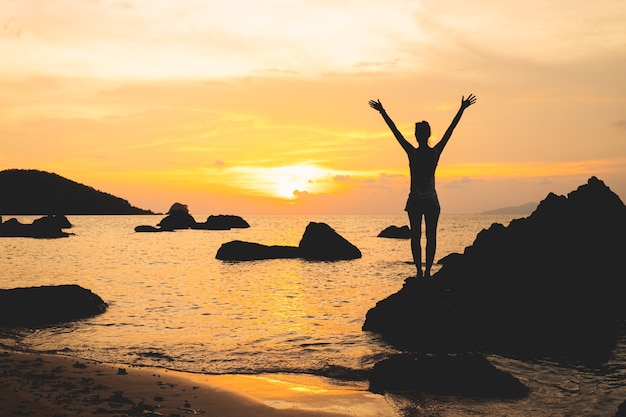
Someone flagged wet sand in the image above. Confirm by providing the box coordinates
[0,348,396,417]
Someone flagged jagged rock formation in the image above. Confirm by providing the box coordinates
[363,177,626,361]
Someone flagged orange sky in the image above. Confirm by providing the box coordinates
[2,0,625,214]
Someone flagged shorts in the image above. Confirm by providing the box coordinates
[404,193,441,215]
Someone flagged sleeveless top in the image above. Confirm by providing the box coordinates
[408,146,440,199]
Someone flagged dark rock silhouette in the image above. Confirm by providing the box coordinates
[363,177,626,361]
[369,352,529,398]
[136,203,250,232]
[616,400,626,417]
[0,284,107,327]
[193,215,250,230]
[134,225,166,233]
[0,169,153,214]
[216,240,300,260]
[0,214,72,238]
[157,203,196,230]
[216,221,362,261]
[377,225,411,239]
[298,222,362,261]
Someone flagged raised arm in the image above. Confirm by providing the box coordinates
[369,99,414,155]
[435,93,477,153]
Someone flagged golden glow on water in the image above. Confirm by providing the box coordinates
[0,214,513,369]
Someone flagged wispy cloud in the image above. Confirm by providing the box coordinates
[614,120,626,130]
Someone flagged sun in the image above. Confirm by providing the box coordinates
[263,165,330,199]
[225,164,339,200]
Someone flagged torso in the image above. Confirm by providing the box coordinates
[408,146,440,198]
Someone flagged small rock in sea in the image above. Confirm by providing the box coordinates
[73,362,87,369]
[117,368,128,375]
[368,352,529,398]
[377,225,411,239]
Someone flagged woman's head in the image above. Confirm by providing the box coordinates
[414,121,431,145]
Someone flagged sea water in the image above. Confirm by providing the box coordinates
[1,214,625,416]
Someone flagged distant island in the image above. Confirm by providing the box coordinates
[480,202,537,215]
[0,169,154,215]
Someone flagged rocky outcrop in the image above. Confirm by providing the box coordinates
[369,353,529,398]
[0,285,108,327]
[377,225,411,239]
[216,221,362,261]
[363,177,626,361]
[136,203,249,232]
[157,203,196,230]
[0,214,72,238]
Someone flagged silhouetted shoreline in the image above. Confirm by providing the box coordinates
[0,169,153,215]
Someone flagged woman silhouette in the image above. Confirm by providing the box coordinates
[369,94,476,278]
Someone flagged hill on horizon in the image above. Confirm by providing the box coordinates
[0,169,154,215]
[480,202,538,215]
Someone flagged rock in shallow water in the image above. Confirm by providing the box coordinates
[215,240,300,260]
[0,284,107,327]
[377,225,411,239]
[298,222,362,261]
[216,221,361,261]
[369,352,529,398]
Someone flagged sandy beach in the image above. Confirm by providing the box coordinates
[0,348,396,417]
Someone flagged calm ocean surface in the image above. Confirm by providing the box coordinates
[1,214,625,416]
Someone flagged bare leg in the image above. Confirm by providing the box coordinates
[424,210,440,277]
[408,210,423,278]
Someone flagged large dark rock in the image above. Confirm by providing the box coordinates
[369,353,529,398]
[216,240,300,260]
[216,222,361,261]
[377,225,411,239]
[615,400,626,417]
[298,222,362,261]
[0,284,108,327]
[0,215,72,238]
[363,177,626,360]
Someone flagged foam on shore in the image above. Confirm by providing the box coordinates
[0,348,397,417]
